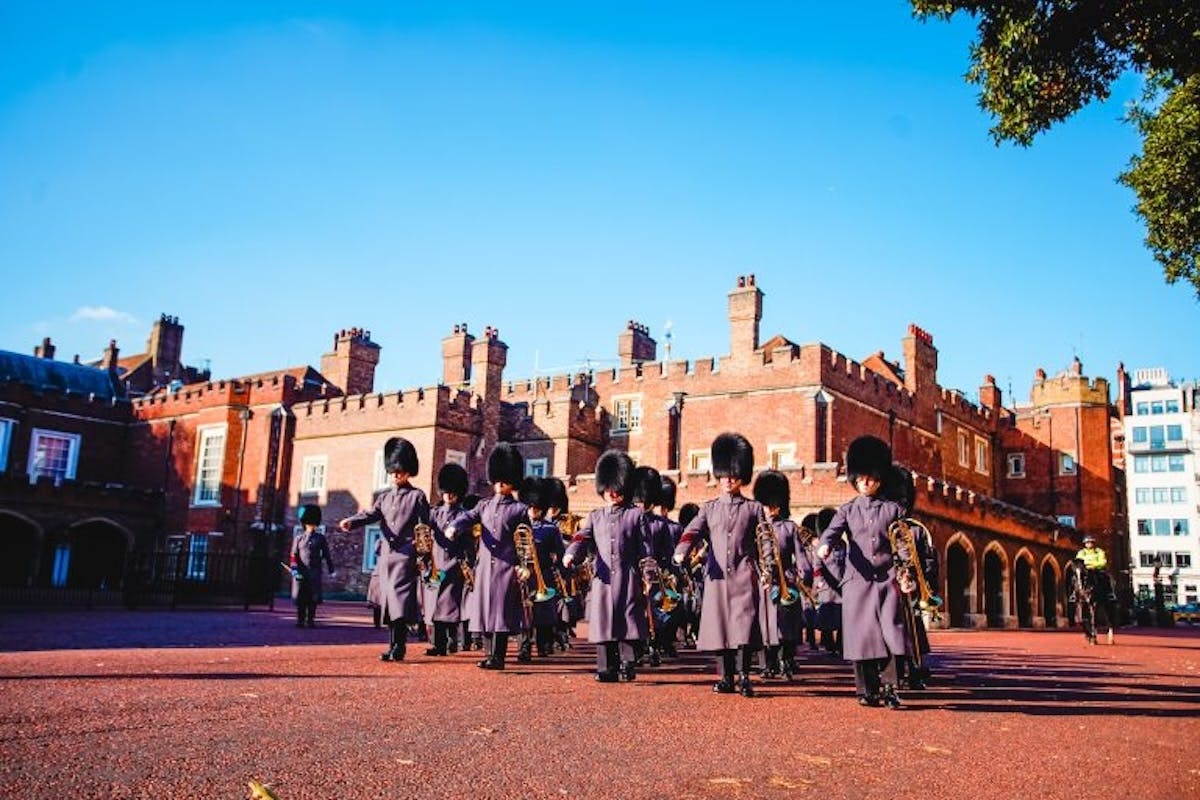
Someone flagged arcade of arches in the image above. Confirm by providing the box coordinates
[939,533,1067,629]
[0,512,132,591]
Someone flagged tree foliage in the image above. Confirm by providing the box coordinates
[912,1,1200,296]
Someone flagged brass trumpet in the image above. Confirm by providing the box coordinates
[885,517,942,611]
[514,523,557,602]
[756,511,799,606]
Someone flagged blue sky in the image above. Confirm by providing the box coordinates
[2,1,1195,406]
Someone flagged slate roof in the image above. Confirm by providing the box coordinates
[0,350,121,399]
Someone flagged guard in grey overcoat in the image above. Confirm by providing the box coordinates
[812,507,843,656]
[515,477,566,661]
[673,433,765,697]
[291,504,334,628]
[563,450,653,683]
[339,437,430,663]
[752,471,811,680]
[633,466,675,667]
[817,435,909,709]
[452,443,529,670]
[424,463,472,656]
[545,477,580,650]
[651,475,685,658]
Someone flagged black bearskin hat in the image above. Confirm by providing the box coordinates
[816,507,836,534]
[882,465,915,515]
[678,502,700,530]
[711,432,753,483]
[384,436,419,476]
[298,504,322,526]
[845,435,891,483]
[632,465,662,507]
[800,512,818,532]
[753,469,791,513]
[487,442,524,486]
[437,462,469,498]
[521,477,551,511]
[545,477,569,513]
[595,449,635,498]
[658,475,677,512]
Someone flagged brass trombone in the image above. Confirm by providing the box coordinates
[459,523,480,592]
[413,523,443,585]
[514,523,557,602]
[756,511,799,606]
[885,517,942,611]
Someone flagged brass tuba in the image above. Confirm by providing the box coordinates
[885,517,942,611]
[756,510,800,606]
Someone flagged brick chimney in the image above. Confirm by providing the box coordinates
[441,323,475,387]
[979,374,1001,410]
[320,328,381,396]
[33,337,55,359]
[901,324,938,397]
[100,339,120,373]
[617,320,657,366]
[471,326,507,404]
[146,314,184,386]
[728,274,763,359]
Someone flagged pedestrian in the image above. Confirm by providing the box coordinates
[672,432,764,697]
[291,504,335,628]
[816,435,909,709]
[338,436,429,663]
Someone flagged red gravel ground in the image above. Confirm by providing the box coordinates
[1,602,1197,800]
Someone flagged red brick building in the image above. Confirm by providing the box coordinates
[0,277,1125,625]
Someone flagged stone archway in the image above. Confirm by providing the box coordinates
[945,534,975,628]
[1041,557,1061,627]
[1014,553,1034,628]
[59,518,133,591]
[0,511,43,587]
[983,545,1009,628]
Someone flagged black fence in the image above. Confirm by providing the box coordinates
[0,550,283,610]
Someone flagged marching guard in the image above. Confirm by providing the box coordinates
[752,470,812,680]
[290,504,335,628]
[672,433,765,697]
[338,437,429,663]
[562,450,654,683]
[517,477,566,661]
[424,463,472,656]
[816,436,910,709]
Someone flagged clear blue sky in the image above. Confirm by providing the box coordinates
[2,1,1195,406]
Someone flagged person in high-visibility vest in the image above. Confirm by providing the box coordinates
[1075,534,1107,571]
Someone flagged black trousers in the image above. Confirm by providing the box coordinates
[483,633,509,665]
[853,656,900,696]
[718,646,756,680]
[596,641,637,673]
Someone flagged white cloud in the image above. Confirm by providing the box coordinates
[70,306,137,324]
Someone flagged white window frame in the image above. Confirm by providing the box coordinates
[1058,451,1077,476]
[301,455,328,494]
[362,525,382,572]
[525,457,548,478]
[27,427,81,486]
[1006,452,1026,478]
[445,449,467,467]
[957,430,970,468]
[0,418,13,472]
[768,443,797,470]
[192,424,227,506]
[611,395,643,433]
[687,449,711,474]
[974,435,990,475]
[186,533,210,580]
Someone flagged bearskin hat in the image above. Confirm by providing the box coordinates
[545,477,569,513]
[437,462,469,498]
[520,477,550,511]
[384,436,419,476]
[658,475,677,512]
[882,465,915,515]
[487,442,524,486]
[595,449,635,498]
[845,435,891,483]
[753,469,791,513]
[678,502,700,530]
[711,432,754,483]
[816,506,836,534]
[800,512,819,532]
[632,465,662,507]
[298,504,322,526]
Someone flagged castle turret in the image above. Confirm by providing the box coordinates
[320,328,380,396]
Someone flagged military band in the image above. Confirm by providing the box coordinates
[325,431,944,703]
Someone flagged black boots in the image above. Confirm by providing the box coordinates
[738,673,754,697]
[881,684,902,709]
[381,622,406,661]
[380,643,405,662]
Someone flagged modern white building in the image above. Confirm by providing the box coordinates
[1125,368,1200,607]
